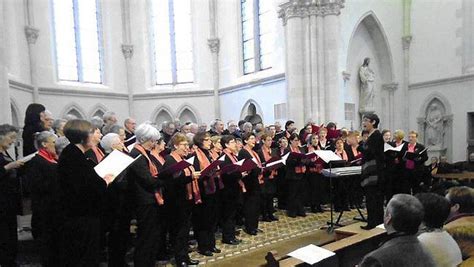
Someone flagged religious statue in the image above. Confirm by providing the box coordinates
[425,102,445,147]
[359,58,376,112]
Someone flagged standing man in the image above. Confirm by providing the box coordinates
[124,118,136,146]
[359,113,385,230]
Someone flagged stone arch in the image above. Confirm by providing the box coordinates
[89,104,108,119]
[61,103,87,120]
[151,105,174,128]
[416,92,453,160]
[346,11,395,128]
[240,99,263,125]
[177,104,200,124]
[10,98,22,127]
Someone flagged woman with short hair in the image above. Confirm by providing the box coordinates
[128,123,167,266]
[28,131,59,266]
[0,124,24,267]
[57,119,114,266]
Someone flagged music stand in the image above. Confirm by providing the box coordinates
[313,150,346,233]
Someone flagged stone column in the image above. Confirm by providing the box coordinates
[402,35,412,130]
[122,44,134,117]
[382,83,398,131]
[279,0,344,127]
[0,0,12,123]
[25,25,40,102]
[462,0,474,73]
[209,0,220,119]
[121,0,134,117]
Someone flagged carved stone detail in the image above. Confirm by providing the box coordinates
[382,82,399,92]
[278,0,345,25]
[122,44,134,59]
[25,26,39,44]
[208,38,220,53]
[402,35,412,50]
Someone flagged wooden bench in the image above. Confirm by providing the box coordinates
[266,222,386,267]
[433,172,474,183]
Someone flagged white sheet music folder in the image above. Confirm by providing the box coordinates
[313,150,342,163]
[288,244,335,265]
[94,150,141,180]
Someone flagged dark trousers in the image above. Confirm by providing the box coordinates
[58,216,101,267]
[364,185,384,227]
[168,199,192,263]
[276,170,288,209]
[107,212,131,267]
[31,212,58,267]
[0,214,17,267]
[287,179,305,216]
[261,193,275,218]
[334,178,349,210]
[404,169,422,195]
[193,194,218,252]
[134,204,166,267]
[243,191,260,232]
[221,190,238,242]
[306,173,323,208]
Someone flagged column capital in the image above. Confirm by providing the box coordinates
[402,35,412,50]
[278,0,345,25]
[208,38,220,53]
[382,82,399,92]
[24,25,39,44]
[121,44,134,59]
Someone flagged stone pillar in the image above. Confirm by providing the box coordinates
[279,0,344,127]
[208,0,220,119]
[382,83,398,131]
[122,44,134,117]
[402,35,412,130]
[0,0,12,123]
[121,0,134,117]
[462,0,474,73]
[25,25,40,102]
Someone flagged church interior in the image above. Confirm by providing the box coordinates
[0,0,473,266]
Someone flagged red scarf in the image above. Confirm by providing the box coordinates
[170,151,202,204]
[290,146,306,174]
[92,146,105,163]
[223,148,246,193]
[261,146,276,179]
[244,145,264,184]
[195,147,217,194]
[135,144,164,205]
[38,148,57,164]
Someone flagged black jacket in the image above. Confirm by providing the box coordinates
[359,129,385,187]
[220,153,243,196]
[285,147,307,180]
[162,154,193,202]
[29,155,60,217]
[401,142,429,171]
[238,148,262,193]
[128,148,165,206]
[0,152,20,217]
[57,144,107,218]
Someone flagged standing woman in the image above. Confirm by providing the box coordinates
[128,124,167,267]
[57,120,114,266]
[22,103,46,156]
[358,114,385,230]
[192,132,221,256]
[239,132,263,236]
[276,137,289,210]
[0,124,24,267]
[258,133,279,221]
[162,133,199,266]
[346,131,363,208]
[28,131,59,267]
[305,134,324,213]
[334,138,350,212]
[402,131,429,194]
[286,133,307,218]
[84,125,104,165]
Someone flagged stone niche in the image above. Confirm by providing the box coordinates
[417,94,453,161]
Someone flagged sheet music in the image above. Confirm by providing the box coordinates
[94,150,141,180]
[314,150,342,163]
[19,152,38,162]
[127,142,135,152]
[376,223,385,230]
[384,143,404,152]
[288,244,335,265]
[185,156,195,165]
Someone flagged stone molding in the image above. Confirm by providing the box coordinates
[382,82,399,92]
[208,38,220,53]
[278,0,345,25]
[24,25,39,44]
[121,44,134,59]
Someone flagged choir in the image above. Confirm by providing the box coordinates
[1,103,472,267]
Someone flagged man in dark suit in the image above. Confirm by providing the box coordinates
[359,113,385,230]
[359,194,435,267]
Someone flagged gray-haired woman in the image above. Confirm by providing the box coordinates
[0,124,24,266]
[28,131,59,266]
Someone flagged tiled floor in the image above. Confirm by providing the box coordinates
[17,207,366,266]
